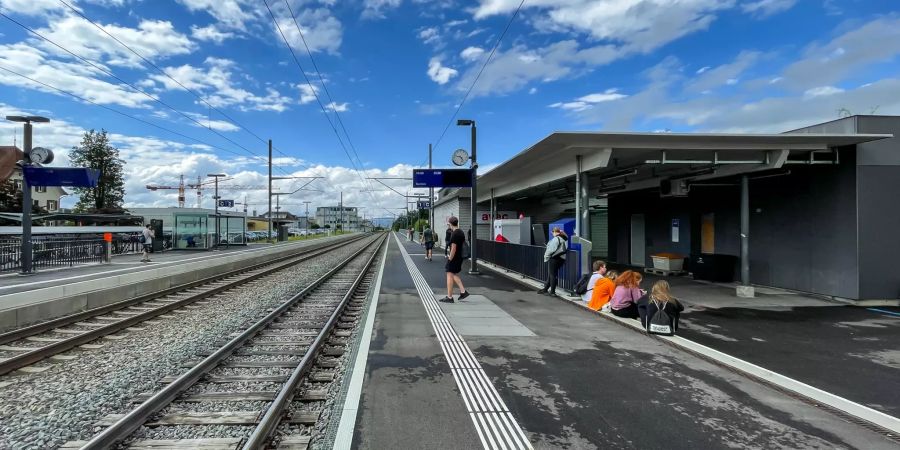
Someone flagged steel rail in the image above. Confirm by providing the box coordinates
[0,234,366,346]
[79,233,386,449]
[0,235,370,376]
[243,232,384,449]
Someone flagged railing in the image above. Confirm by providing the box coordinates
[477,239,580,293]
[0,235,172,273]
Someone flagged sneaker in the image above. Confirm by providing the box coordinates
[459,291,470,300]
[537,289,548,295]
[439,297,455,303]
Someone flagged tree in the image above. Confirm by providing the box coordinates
[0,180,22,213]
[310,223,320,229]
[69,129,126,212]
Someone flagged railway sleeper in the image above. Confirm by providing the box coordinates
[131,389,328,403]
[94,410,320,426]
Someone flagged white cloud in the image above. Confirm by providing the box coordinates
[273,8,343,54]
[686,50,760,92]
[460,46,486,62]
[427,57,458,85]
[146,58,293,112]
[696,66,711,74]
[327,101,349,112]
[741,0,797,17]
[418,27,441,45]
[474,0,732,53]
[0,0,68,16]
[362,0,402,18]
[803,86,844,98]
[176,0,256,31]
[190,24,235,44]
[298,84,319,104]
[549,88,627,111]
[33,16,194,69]
[185,113,241,131]
[528,87,537,94]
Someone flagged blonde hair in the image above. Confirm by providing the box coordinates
[606,270,619,281]
[650,280,678,304]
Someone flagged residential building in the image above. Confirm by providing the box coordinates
[316,206,359,230]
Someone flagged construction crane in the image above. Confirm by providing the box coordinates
[146,176,325,208]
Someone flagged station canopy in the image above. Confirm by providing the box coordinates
[476,131,891,202]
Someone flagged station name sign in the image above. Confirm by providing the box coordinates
[413,169,473,188]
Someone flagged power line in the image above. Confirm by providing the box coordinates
[0,65,258,160]
[431,0,527,153]
[0,11,277,168]
[56,0,299,166]
[263,0,378,207]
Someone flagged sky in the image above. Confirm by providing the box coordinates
[0,0,898,219]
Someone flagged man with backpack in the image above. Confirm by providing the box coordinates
[575,260,607,303]
[422,222,435,261]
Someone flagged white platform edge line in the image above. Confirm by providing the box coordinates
[393,234,533,449]
[476,259,900,435]
[331,236,389,450]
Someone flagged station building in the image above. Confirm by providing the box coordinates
[446,115,899,302]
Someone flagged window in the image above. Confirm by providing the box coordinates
[46,200,58,211]
[35,185,47,193]
[13,180,22,191]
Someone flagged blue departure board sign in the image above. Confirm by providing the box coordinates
[413,169,473,188]
[23,167,100,187]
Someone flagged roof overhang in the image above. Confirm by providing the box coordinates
[477,131,892,202]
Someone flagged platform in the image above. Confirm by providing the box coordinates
[0,236,351,332]
[340,233,899,449]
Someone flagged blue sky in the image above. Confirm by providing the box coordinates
[1,0,898,217]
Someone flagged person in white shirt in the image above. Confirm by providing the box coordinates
[140,224,155,262]
[582,260,608,303]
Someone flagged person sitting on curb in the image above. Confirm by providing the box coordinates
[588,268,618,311]
[637,280,684,335]
[609,270,643,319]
[581,260,607,304]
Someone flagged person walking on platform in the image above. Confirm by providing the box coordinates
[609,270,644,319]
[140,224,155,263]
[440,216,470,303]
[422,223,435,261]
[444,224,452,257]
[538,227,568,295]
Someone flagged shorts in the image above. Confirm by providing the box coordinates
[142,243,152,251]
[445,258,463,274]
[425,242,434,250]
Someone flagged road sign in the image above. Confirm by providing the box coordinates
[413,169,472,188]
[218,199,234,207]
[417,200,431,209]
[23,167,99,187]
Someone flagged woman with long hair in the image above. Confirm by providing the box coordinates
[637,280,685,334]
[608,270,643,318]
[538,227,569,295]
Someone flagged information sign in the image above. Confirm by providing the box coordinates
[218,199,235,208]
[23,167,100,187]
[413,169,473,188]
[417,200,431,209]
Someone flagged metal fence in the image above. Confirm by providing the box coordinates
[476,239,580,293]
[0,235,166,273]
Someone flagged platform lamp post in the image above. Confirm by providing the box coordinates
[302,201,311,237]
[7,115,49,275]
[207,173,226,248]
[457,119,479,275]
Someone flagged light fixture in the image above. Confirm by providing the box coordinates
[514,195,529,201]
[596,184,627,195]
[598,168,638,182]
[669,167,716,180]
[546,186,567,194]
[457,119,474,126]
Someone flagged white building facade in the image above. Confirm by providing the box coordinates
[315,206,359,230]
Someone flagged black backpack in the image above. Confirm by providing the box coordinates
[647,301,675,336]
[574,274,593,295]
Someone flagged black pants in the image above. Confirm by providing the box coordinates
[611,303,639,319]
[543,257,564,293]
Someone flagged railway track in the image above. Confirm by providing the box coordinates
[0,234,369,376]
[64,233,386,449]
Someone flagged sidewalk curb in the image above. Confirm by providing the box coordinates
[475,260,900,437]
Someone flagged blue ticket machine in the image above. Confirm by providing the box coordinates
[548,218,582,283]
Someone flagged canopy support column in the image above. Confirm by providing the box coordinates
[737,174,755,298]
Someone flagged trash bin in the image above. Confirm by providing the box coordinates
[277,225,289,242]
[690,254,737,282]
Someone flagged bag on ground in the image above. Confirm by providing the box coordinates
[647,301,674,336]
[574,273,593,295]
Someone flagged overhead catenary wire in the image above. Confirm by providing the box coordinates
[431,0,527,154]
[0,11,280,168]
[0,65,258,160]
[263,0,381,208]
[55,0,299,167]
